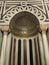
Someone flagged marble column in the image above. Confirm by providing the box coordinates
[32,38,36,65]
[38,33,45,65]
[40,24,49,65]
[21,39,24,65]
[11,36,14,65]
[42,31,49,65]
[27,39,30,65]
[1,31,8,65]
[0,31,3,65]
[0,31,3,57]
[15,38,18,65]
[5,33,12,65]
[35,37,40,65]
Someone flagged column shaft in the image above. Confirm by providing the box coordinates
[21,39,24,65]
[32,39,36,65]
[35,37,40,65]
[42,31,49,65]
[27,39,30,65]
[15,38,18,65]
[5,33,11,65]
[11,37,14,65]
[0,31,3,57]
[1,31,8,65]
[38,33,45,65]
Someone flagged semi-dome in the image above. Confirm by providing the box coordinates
[9,11,40,37]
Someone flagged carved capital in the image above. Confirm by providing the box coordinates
[40,24,48,31]
[3,31,8,35]
[0,25,9,32]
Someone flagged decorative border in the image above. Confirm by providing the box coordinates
[2,2,46,24]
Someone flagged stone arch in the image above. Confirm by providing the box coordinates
[3,4,46,24]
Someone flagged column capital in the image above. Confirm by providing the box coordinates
[0,25,9,32]
[40,24,48,32]
[3,31,8,35]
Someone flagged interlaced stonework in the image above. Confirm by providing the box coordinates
[0,1,49,65]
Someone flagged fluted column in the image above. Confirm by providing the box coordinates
[1,31,8,65]
[40,24,49,65]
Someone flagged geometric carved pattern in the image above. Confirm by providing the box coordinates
[3,2,46,24]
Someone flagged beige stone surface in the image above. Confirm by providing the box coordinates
[0,0,27,1]
[0,0,41,1]
[40,24,48,31]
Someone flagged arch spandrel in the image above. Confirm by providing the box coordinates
[3,2,46,24]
